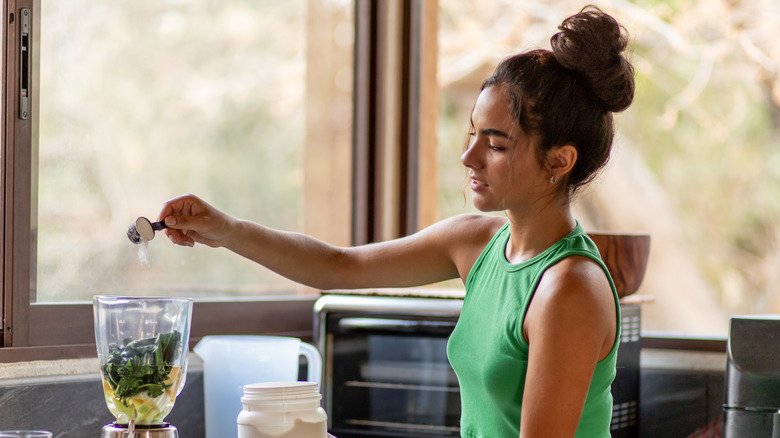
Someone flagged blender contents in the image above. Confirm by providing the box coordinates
[94,295,192,438]
[100,331,183,425]
[127,216,168,244]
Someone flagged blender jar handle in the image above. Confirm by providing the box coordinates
[299,342,322,385]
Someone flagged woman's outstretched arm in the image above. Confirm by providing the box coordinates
[158,193,498,290]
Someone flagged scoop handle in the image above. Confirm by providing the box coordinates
[151,220,168,231]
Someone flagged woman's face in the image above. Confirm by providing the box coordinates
[461,85,551,213]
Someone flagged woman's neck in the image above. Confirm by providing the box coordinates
[503,206,575,264]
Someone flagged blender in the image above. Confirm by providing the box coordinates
[93,296,193,438]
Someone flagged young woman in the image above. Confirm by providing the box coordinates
[158,6,634,437]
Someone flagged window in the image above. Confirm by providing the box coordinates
[432,1,780,337]
[2,0,354,353]
[36,0,353,301]
[6,0,772,358]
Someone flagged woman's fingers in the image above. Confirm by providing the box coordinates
[157,193,228,248]
[164,227,195,247]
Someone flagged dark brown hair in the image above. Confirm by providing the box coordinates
[481,5,635,192]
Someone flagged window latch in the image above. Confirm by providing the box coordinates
[19,8,30,120]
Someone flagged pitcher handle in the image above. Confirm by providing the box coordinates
[300,341,322,385]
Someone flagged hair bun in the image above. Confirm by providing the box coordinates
[550,5,634,112]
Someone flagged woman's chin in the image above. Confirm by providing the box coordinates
[471,199,501,213]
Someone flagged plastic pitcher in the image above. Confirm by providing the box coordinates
[194,335,322,438]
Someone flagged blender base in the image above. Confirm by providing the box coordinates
[101,422,178,438]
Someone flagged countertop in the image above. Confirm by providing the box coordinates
[321,288,654,305]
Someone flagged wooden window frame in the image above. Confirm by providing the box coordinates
[0,0,436,362]
[352,0,436,243]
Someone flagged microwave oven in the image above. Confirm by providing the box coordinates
[314,294,640,438]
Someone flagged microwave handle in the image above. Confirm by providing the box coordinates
[336,317,457,335]
[773,411,780,438]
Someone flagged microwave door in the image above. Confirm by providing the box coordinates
[327,315,461,437]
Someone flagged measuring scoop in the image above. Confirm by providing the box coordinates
[127,216,168,244]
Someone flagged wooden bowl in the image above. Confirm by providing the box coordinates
[587,232,651,298]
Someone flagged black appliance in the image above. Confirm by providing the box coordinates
[314,294,641,438]
[723,315,780,437]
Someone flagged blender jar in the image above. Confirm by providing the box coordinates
[93,296,193,426]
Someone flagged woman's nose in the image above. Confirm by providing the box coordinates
[461,141,481,169]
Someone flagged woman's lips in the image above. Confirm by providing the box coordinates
[470,178,487,191]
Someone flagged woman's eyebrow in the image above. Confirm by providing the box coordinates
[469,117,514,140]
[479,127,513,140]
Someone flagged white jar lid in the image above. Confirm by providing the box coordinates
[242,381,321,402]
[244,381,318,391]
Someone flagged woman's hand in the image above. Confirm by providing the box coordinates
[157,193,238,248]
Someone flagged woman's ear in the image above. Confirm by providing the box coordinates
[547,144,577,180]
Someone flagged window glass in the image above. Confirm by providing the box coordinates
[36,0,353,302]
[436,1,780,336]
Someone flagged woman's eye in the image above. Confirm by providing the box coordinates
[489,144,505,151]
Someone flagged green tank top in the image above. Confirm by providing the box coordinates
[446,221,620,438]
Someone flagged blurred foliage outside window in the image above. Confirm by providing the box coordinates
[35,0,780,336]
[436,0,780,336]
[36,0,353,301]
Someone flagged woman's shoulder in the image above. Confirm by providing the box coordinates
[440,214,507,242]
[532,255,615,325]
[432,215,506,280]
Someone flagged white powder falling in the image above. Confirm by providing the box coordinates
[137,241,150,266]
